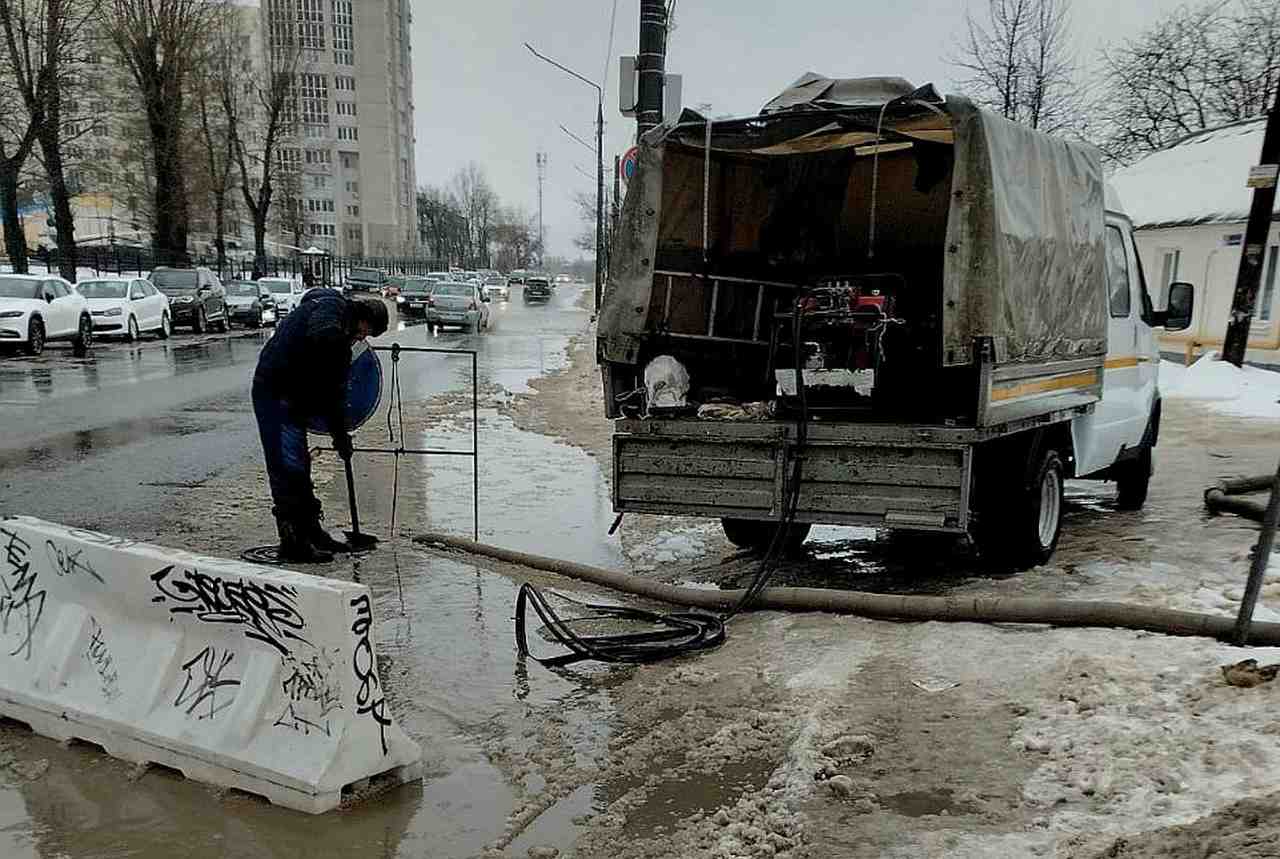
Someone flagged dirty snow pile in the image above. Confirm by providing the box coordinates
[1161,353,1280,419]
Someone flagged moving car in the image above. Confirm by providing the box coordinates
[150,266,230,333]
[484,275,510,301]
[259,277,304,316]
[225,280,277,327]
[0,274,93,356]
[345,267,388,293]
[426,281,490,331]
[522,276,553,304]
[397,276,435,317]
[78,276,172,341]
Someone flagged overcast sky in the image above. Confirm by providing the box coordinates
[412,0,1187,260]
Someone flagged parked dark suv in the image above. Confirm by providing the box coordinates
[150,267,230,332]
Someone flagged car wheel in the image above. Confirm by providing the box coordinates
[126,315,140,343]
[24,318,45,356]
[71,314,93,357]
[193,306,207,333]
[158,312,171,339]
[977,447,1064,570]
[1114,444,1152,511]
[216,305,230,332]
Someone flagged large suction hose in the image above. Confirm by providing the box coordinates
[414,532,1280,647]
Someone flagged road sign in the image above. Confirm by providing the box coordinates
[620,146,639,184]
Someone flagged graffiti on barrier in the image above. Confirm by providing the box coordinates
[350,594,391,755]
[174,645,240,720]
[273,649,344,737]
[0,527,47,661]
[84,616,121,700]
[150,565,309,655]
[45,540,105,584]
[65,528,138,550]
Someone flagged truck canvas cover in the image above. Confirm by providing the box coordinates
[600,74,1107,371]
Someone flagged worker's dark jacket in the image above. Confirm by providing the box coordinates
[253,288,351,436]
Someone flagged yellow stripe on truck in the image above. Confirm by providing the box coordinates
[1104,356,1141,370]
[990,369,1102,403]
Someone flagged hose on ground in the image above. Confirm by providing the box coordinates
[412,531,1280,648]
[1205,475,1279,524]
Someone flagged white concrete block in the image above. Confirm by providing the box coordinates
[0,516,422,813]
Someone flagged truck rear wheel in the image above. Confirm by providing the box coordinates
[721,518,812,554]
[976,447,1064,570]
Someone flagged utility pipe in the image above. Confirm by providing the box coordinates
[414,532,1280,647]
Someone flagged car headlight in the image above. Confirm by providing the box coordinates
[0,310,24,319]
[104,307,122,317]
[174,295,194,304]
[396,295,405,304]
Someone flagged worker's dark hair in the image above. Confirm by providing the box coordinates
[350,296,388,338]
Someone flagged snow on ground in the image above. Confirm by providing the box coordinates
[1162,352,1280,419]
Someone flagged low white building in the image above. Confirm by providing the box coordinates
[1110,118,1280,361]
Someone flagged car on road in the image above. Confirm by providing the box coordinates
[396,276,435,316]
[258,277,304,316]
[484,275,510,301]
[522,276,553,304]
[150,266,230,333]
[555,274,571,286]
[78,276,172,341]
[426,281,490,331]
[345,266,388,293]
[225,280,277,327]
[0,273,93,356]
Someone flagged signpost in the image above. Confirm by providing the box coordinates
[619,146,639,186]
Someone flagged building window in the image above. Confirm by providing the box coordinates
[335,75,356,92]
[337,101,357,117]
[338,126,358,141]
[345,180,359,194]
[276,147,301,169]
[304,148,331,165]
[300,0,325,49]
[347,204,359,217]
[311,175,328,190]
[300,73,329,126]
[306,199,335,213]
[332,0,354,65]
[341,153,356,169]
[1261,246,1278,323]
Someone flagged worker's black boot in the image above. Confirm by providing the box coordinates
[276,517,334,563]
[304,518,352,554]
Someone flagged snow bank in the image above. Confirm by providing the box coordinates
[1161,353,1280,419]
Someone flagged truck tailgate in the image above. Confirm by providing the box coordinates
[614,421,972,532]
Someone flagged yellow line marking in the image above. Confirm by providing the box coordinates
[991,369,1102,402]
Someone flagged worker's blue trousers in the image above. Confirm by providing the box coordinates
[251,381,320,523]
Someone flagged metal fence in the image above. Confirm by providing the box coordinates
[4,247,451,287]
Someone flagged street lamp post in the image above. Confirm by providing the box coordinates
[525,42,604,314]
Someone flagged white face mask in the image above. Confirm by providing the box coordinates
[644,355,691,410]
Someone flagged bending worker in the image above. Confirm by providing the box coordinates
[252,287,389,562]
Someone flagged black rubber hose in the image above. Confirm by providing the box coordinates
[413,532,1280,647]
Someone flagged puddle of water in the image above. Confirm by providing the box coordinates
[417,411,626,571]
[607,755,778,836]
[880,787,977,818]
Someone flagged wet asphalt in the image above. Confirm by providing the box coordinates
[0,288,586,534]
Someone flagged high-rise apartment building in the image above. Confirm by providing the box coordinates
[262,0,416,257]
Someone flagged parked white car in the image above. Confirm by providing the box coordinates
[78,276,172,341]
[258,277,305,315]
[0,273,93,356]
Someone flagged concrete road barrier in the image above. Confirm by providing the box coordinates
[0,516,422,813]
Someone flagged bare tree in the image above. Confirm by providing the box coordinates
[492,206,540,272]
[0,57,41,271]
[227,27,300,273]
[951,0,1082,134]
[107,0,215,261]
[1098,0,1280,164]
[450,163,497,268]
[0,0,102,279]
[193,1,239,274]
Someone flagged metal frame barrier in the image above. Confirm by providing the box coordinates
[326,343,480,540]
